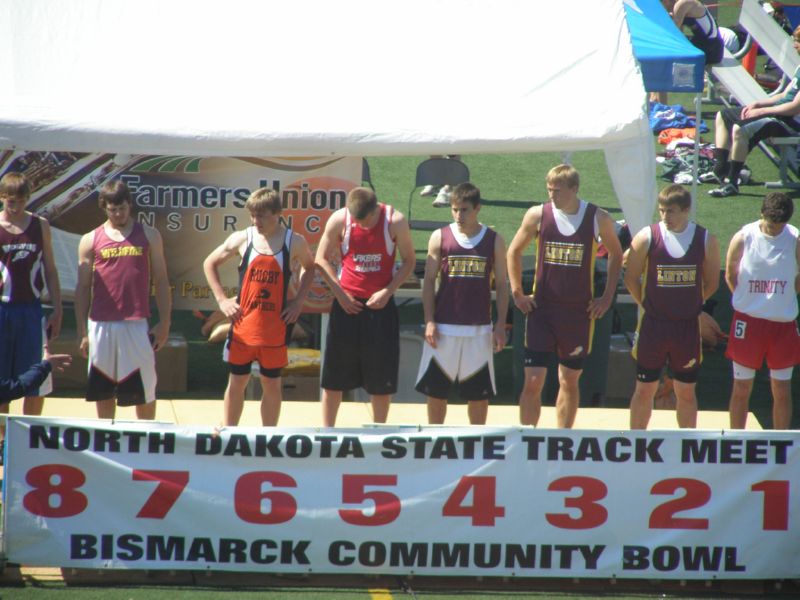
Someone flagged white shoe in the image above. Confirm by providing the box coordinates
[432,185,451,207]
[420,185,437,197]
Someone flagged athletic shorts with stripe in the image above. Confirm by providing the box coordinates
[525,303,591,363]
[321,297,399,395]
[725,310,800,371]
[0,302,45,397]
[415,331,495,401]
[86,319,156,406]
[632,314,701,382]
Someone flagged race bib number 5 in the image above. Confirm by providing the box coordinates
[734,319,747,339]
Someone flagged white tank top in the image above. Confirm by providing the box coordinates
[732,221,799,322]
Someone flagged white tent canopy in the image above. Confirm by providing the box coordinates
[0,0,656,232]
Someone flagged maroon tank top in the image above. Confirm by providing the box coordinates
[434,223,496,326]
[533,202,597,308]
[90,222,151,321]
[642,223,706,321]
[0,216,44,304]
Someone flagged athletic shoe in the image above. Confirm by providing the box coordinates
[420,185,438,197]
[698,171,723,184]
[432,185,452,207]
[708,183,739,197]
[738,168,752,185]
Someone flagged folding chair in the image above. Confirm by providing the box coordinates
[406,157,470,231]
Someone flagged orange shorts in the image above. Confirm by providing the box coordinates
[223,337,288,374]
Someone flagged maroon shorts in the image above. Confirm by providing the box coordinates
[632,314,701,375]
[725,310,800,370]
[525,303,592,361]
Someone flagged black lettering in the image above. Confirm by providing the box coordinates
[483,436,505,459]
[381,436,407,459]
[431,543,470,567]
[285,435,312,458]
[30,425,60,449]
[390,542,429,567]
[329,540,355,566]
[250,539,277,564]
[622,545,649,570]
[196,433,221,455]
[117,534,144,561]
[281,540,310,565]
[71,534,97,559]
[218,538,247,563]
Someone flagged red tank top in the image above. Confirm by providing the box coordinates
[434,223,495,326]
[232,227,292,347]
[533,202,597,308]
[0,216,44,304]
[339,204,396,298]
[90,222,151,321]
[642,223,706,320]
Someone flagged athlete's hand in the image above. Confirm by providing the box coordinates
[78,335,90,359]
[587,295,612,320]
[46,308,63,341]
[366,288,392,310]
[218,297,241,321]
[492,322,506,353]
[512,291,536,314]
[424,321,439,348]
[150,321,170,351]
[336,291,364,315]
[44,351,72,372]
[281,298,303,324]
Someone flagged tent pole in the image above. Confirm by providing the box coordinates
[691,93,701,221]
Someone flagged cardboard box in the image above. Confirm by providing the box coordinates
[47,330,188,393]
[605,332,636,402]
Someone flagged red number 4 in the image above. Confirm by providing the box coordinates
[442,476,505,526]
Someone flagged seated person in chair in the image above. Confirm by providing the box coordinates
[702,26,800,198]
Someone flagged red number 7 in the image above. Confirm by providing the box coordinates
[132,470,190,519]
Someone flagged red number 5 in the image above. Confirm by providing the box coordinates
[339,474,400,526]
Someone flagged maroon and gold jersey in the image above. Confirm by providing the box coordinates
[642,222,706,321]
[533,201,597,308]
[434,223,495,326]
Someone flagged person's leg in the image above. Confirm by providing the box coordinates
[519,366,546,426]
[729,377,754,429]
[629,380,659,430]
[22,395,44,416]
[427,397,447,424]
[370,394,391,423]
[223,373,250,426]
[556,364,582,429]
[715,111,732,152]
[96,399,116,419]
[673,380,698,428]
[259,374,282,426]
[770,377,792,429]
[322,389,342,427]
[467,399,488,425]
[136,401,156,420]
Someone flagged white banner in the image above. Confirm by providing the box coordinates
[3,417,799,579]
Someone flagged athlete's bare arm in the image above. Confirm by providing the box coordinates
[507,205,542,315]
[492,233,509,353]
[725,231,745,293]
[421,228,443,348]
[315,209,362,315]
[145,226,171,351]
[366,210,415,310]
[203,230,248,321]
[623,227,650,307]
[702,233,721,301]
[74,231,96,358]
[282,233,316,324]
[39,217,63,340]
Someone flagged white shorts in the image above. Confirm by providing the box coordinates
[415,331,496,400]
[88,319,156,404]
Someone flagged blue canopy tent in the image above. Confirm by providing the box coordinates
[625,0,705,93]
[624,0,707,209]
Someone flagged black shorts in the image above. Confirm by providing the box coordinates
[720,107,798,152]
[321,297,399,395]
